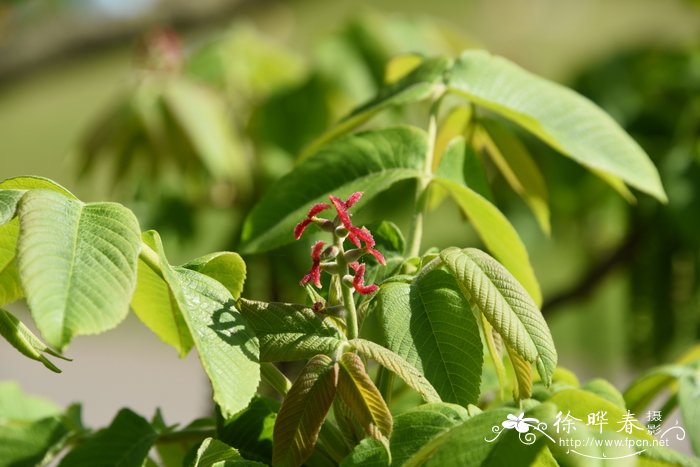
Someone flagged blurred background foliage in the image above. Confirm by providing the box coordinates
[1,0,700,415]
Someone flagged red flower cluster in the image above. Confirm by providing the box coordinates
[296,192,384,295]
[299,241,325,288]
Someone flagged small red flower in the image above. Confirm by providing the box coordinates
[294,203,330,240]
[300,241,326,288]
[349,262,378,295]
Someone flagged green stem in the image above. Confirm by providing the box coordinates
[335,236,359,340]
[407,98,441,258]
[139,242,164,278]
[261,362,292,395]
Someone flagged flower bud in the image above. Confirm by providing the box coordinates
[322,245,339,260]
[341,274,355,289]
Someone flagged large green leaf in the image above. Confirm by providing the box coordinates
[337,352,392,441]
[301,57,449,159]
[237,299,345,362]
[440,247,556,386]
[349,338,441,403]
[433,178,541,305]
[17,190,141,350]
[679,373,700,455]
[272,354,339,467]
[403,404,555,467]
[0,308,70,373]
[59,409,157,467]
[475,118,550,234]
[144,231,259,418]
[240,126,427,253]
[377,269,483,407]
[0,177,77,307]
[131,233,193,357]
[390,403,471,465]
[447,50,666,202]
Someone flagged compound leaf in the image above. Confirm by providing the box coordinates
[440,247,556,386]
[377,269,483,407]
[349,338,441,403]
[433,178,541,305]
[447,50,666,202]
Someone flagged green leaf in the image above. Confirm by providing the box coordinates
[679,373,700,455]
[340,438,388,467]
[241,126,427,253]
[131,233,194,357]
[17,190,141,350]
[0,416,68,467]
[183,252,247,300]
[301,57,449,159]
[0,382,61,422]
[0,176,76,199]
[506,345,533,401]
[390,403,470,465]
[237,299,345,362]
[0,190,24,226]
[435,136,493,201]
[440,247,556,386]
[349,338,441,403]
[0,177,78,307]
[475,118,550,234]
[217,396,279,464]
[581,378,626,409]
[377,269,483,407]
[447,50,666,202]
[403,405,555,467]
[162,79,249,187]
[193,438,264,467]
[337,352,392,441]
[433,178,541,305]
[272,354,339,467]
[59,409,157,467]
[0,220,22,306]
[0,308,71,373]
[143,231,260,418]
[623,364,685,414]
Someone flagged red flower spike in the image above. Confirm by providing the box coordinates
[294,203,330,240]
[349,262,379,295]
[329,195,353,230]
[366,247,386,266]
[344,192,363,209]
[300,241,326,288]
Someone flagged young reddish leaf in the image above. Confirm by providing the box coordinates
[337,352,392,441]
[300,241,325,288]
[272,355,339,467]
[349,263,378,295]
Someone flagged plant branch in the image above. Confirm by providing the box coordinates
[335,235,359,340]
[406,97,441,258]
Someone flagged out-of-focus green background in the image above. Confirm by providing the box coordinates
[1,0,699,429]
